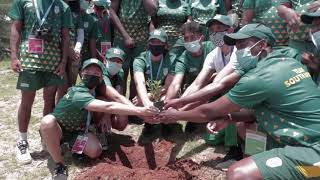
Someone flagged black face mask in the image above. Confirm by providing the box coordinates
[68,1,80,12]
[82,74,101,89]
[149,44,165,56]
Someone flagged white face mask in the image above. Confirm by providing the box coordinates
[106,61,122,76]
[310,30,320,49]
[80,0,90,10]
[184,39,201,53]
[210,31,227,47]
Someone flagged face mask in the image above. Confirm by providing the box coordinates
[68,1,80,12]
[236,40,263,73]
[310,30,320,49]
[210,31,227,47]
[106,61,122,76]
[80,0,90,10]
[184,39,201,53]
[149,44,165,56]
[82,74,101,89]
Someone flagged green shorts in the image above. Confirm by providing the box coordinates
[252,144,320,180]
[17,70,64,91]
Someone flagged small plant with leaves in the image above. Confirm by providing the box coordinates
[147,80,164,111]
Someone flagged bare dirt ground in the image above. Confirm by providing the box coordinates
[0,59,227,180]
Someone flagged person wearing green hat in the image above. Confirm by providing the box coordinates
[188,0,227,40]
[241,0,289,46]
[110,0,159,100]
[132,29,175,135]
[90,0,113,58]
[157,24,320,179]
[164,21,215,132]
[300,8,320,86]
[166,14,241,166]
[40,58,159,180]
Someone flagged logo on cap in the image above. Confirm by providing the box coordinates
[154,30,161,35]
[91,59,99,63]
[114,49,121,54]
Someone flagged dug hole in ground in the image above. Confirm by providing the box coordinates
[77,132,226,180]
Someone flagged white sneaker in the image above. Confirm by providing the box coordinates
[16,140,32,165]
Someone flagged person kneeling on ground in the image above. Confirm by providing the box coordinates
[157,24,320,180]
[40,58,159,180]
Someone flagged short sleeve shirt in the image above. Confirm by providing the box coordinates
[81,12,99,61]
[133,51,174,84]
[203,46,236,72]
[9,0,73,72]
[227,47,320,148]
[174,41,215,85]
[189,0,226,25]
[52,83,95,132]
[157,0,191,47]
[243,0,289,46]
[103,68,125,89]
[114,0,150,44]
[91,13,113,52]
[280,0,313,42]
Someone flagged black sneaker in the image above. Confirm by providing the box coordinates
[216,146,243,170]
[53,163,68,180]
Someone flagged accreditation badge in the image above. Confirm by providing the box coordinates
[71,135,88,154]
[28,35,44,54]
[245,129,267,155]
[101,41,111,56]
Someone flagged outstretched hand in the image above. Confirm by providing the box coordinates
[140,105,160,116]
[206,117,232,134]
[164,98,184,110]
[155,108,178,124]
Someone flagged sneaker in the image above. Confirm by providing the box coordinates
[53,163,68,180]
[216,146,243,170]
[16,140,32,165]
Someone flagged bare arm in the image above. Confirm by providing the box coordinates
[181,68,215,97]
[134,72,154,106]
[89,38,97,58]
[110,0,128,38]
[10,21,23,73]
[98,84,134,106]
[159,96,242,123]
[85,99,158,116]
[54,27,70,76]
[164,73,184,101]
[241,9,254,25]
[142,0,158,16]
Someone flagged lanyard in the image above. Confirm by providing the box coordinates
[33,0,55,28]
[98,15,109,36]
[85,91,95,134]
[148,51,163,81]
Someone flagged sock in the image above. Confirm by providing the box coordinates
[19,132,27,141]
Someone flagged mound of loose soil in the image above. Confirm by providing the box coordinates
[76,134,224,180]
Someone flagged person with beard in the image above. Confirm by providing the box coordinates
[132,29,175,135]
[40,58,159,180]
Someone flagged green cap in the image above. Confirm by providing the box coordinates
[81,58,105,71]
[106,48,125,61]
[92,0,110,8]
[301,9,320,24]
[206,14,233,27]
[148,29,168,43]
[224,23,276,45]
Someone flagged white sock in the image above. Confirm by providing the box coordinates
[19,132,27,141]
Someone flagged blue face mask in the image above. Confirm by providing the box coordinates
[235,40,263,74]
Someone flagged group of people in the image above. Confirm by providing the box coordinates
[8,0,320,179]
